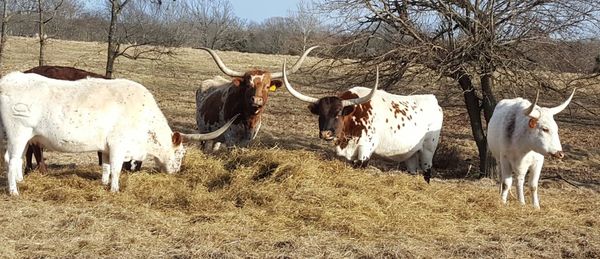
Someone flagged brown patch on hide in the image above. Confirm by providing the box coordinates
[335,91,373,149]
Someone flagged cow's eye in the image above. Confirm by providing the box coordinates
[542,127,550,133]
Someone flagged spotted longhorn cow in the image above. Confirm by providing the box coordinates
[195,46,317,151]
[0,72,237,195]
[282,64,443,183]
[23,65,142,173]
[487,89,575,208]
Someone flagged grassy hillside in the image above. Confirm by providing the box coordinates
[0,37,598,258]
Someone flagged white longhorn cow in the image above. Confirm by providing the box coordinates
[487,89,576,208]
[282,64,444,183]
[0,72,236,195]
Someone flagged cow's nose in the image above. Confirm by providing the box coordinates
[552,151,565,159]
[251,96,264,107]
[320,131,334,141]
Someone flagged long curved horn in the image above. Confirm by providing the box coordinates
[524,90,540,118]
[341,66,379,107]
[199,48,245,77]
[181,114,240,141]
[282,60,319,104]
[271,46,319,78]
[548,88,576,115]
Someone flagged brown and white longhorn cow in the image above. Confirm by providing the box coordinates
[23,65,141,173]
[195,46,318,151]
[282,64,443,183]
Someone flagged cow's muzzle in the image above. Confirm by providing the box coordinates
[319,131,335,141]
[251,96,264,107]
[550,151,565,159]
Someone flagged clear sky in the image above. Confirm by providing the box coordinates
[84,0,303,23]
[230,0,301,23]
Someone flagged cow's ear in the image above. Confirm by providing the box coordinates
[308,103,319,115]
[269,80,283,92]
[341,106,355,116]
[528,118,538,129]
[232,78,242,87]
[172,132,183,146]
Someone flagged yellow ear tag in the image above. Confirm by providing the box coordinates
[269,85,277,92]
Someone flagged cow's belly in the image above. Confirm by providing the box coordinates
[32,114,110,152]
[372,130,425,161]
[30,133,104,153]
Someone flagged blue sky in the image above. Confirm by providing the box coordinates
[230,0,301,23]
[84,0,302,23]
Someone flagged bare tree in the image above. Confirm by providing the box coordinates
[35,0,64,66]
[105,0,179,78]
[318,0,600,176]
[289,0,322,53]
[181,0,242,50]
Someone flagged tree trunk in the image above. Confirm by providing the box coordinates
[105,1,119,78]
[455,71,488,176]
[37,0,45,66]
[0,0,8,71]
[480,72,498,179]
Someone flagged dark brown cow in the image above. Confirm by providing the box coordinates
[23,65,141,173]
[195,46,318,151]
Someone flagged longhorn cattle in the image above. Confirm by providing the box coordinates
[22,65,142,173]
[195,46,317,151]
[487,89,575,208]
[282,64,443,183]
[0,72,236,195]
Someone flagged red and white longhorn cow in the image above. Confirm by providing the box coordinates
[195,46,317,151]
[487,89,575,208]
[282,64,443,183]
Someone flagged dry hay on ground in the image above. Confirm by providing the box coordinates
[0,37,598,258]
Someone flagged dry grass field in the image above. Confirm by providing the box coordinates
[0,37,599,258]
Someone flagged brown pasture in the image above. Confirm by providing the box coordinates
[0,37,598,258]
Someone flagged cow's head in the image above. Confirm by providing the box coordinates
[199,46,318,118]
[161,115,239,173]
[282,63,378,141]
[523,89,576,158]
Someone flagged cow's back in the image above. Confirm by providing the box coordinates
[0,72,163,152]
[24,66,107,80]
[345,87,442,160]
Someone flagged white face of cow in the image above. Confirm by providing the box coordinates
[156,132,187,174]
[166,143,186,174]
[526,108,564,158]
[523,89,575,158]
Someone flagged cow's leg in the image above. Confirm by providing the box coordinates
[528,160,543,209]
[122,160,133,171]
[499,159,513,205]
[25,145,34,174]
[514,164,528,205]
[353,145,373,168]
[97,151,103,166]
[109,150,125,192]
[202,140,214,153]
[133,161,142,171]
[33,145,47,173]
[101,151,111,186]
[419,149,435,184]
[7,135,31,195]
[405,153,419,174]
[212,142,222,151]
[421,131,441,184]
